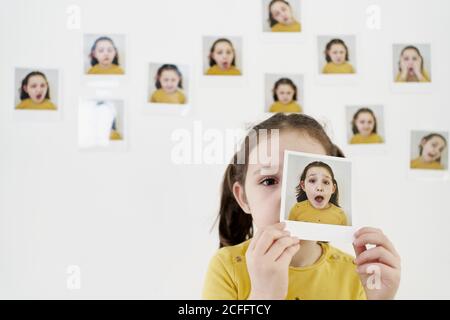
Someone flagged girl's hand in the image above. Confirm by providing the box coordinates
[353,227,401,300]
[246,222,300,300]
[399,59,409,81]
[413,58,424,81]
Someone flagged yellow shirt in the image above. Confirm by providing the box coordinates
[322,62,355,74]
[288,200,348,226]
[203,240,366,300]
[271,20,301,32]
[206,65,241,76]
[410,157,444,170]
[395,70,431,82]
[350,133,384,144]
[150,89,186,104]
[87,64,124,75]
[110,130,122,140]
[269,101,302,113]
[15,98,57,111]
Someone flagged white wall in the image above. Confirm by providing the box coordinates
[0,0,450,299]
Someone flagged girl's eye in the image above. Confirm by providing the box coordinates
[308,179,315,184]
[324,180,330,185]
[260,178,278,186]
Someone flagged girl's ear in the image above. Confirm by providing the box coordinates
[300,180,305,191]
[332,183,336,194]
[22,85,28,94]
[232,181,251,214]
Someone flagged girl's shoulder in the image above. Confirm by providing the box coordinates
[214,240,251,264]
[323,243,356,265]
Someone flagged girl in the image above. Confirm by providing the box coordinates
[268,0,301,32]
[15,71,57,111]
[269,78,302,113]
[205,38,241,76]
[350,108,384,144]
[322,39,355,74]
[203,113,400,300]
[87,37,124,75]
[395,46,430,82]
[410,133,447,170]
[150,64,186,104]
[288,161,347,226]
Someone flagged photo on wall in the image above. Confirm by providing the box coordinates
[203,36,242,76]
[317,35,357,75]
[83,34,126,76]
[262,0,302,33]
[410,130,448,171]
[393,44,431,83]
[346,105,385,145]
[265,73,304,113]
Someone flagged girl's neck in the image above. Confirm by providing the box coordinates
[98,63,112,69]
[290,240,323,268]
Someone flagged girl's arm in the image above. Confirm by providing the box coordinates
[353,227,401,300]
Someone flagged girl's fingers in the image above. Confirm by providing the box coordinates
[253,228,290,257]
[266,236,300,261]
[249,222,285,252]
[353,228,399,258]
[354,227,383,237]
[354,246,400,269]
[276,243,300,264]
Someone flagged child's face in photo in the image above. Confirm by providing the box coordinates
[355,112,375,137]
[270,2,294,25]
[421,136,446,162]
[239,130,327,229]
[300,167,336,210]
[93,40,116,67]
[24,75,48,103]
[211,41,235,70]
[159,70,180,94]
[400,49,422,75]
[275,84,295,104]
[327,43,347,65]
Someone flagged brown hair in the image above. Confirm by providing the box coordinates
[272,78,297,102]
[325,39,349,63]
[352,107,377,135]
[216,113,345,248]
[295,161,339,206]
[208,38,236,67]
[419,133,447,162]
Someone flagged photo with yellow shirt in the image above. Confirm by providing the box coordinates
[204,37,242,76]
[149,64,187,105]
[393,44,431,83]
[15,68,58,111]
[410,131,448,171]
[265,74,303,113]
[263,0,302,33]
[347,106,384,145]
[319,36,356,74]
[84,35,125,76]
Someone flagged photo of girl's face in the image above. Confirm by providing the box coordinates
[270,1,294,25]
[400,48,422,76]
[242,131,327,229]
[275,84,295,104]
[93,40,116,67]
[301,167,336,210]
[159,70,180,94]
[421,136,446,162]
[211,41,234,70]
[355,112,375,137]
[24,75,48,103]
[327,43,347,65]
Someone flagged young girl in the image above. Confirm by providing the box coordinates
[288,161,347,226]
[15,71,57,111]
[150,64,186,104]
[410,133,447,170]
[87,37,124,75]
[205,38,241,76]
[322,39,355,74]
[203,113,400,300]
[350,108,384,144]
[269,78,302,113]
[268,0,301,32]
[395,46,430,82]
